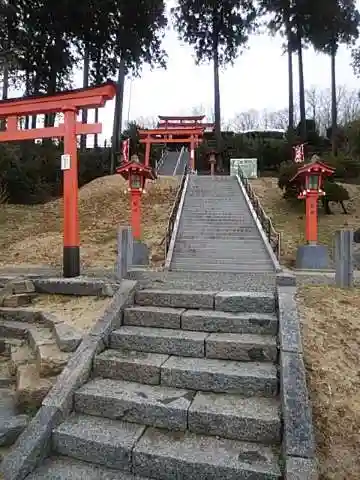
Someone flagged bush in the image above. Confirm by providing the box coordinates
[321,152,360,181]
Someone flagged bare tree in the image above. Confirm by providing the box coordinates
[134,116,159,128]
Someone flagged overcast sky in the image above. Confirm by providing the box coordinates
[70,0,360,142]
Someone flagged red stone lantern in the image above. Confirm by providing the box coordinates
[207,150,217,176]
[290,155,335,269]
[116,154,156,239]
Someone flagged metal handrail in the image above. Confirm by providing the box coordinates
[237,167,281,259]
[164,163,188,255]
[156,147,168,172]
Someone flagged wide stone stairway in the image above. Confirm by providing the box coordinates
[157,150,188,176]
[28,288,282,479]
[170,175,276,272]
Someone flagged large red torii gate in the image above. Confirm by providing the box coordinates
[138,126,205,170]
[0,81,117,277]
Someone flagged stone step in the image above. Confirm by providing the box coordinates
[170,263,274,273]
[27,455,152,479]
[173,251,270,260]
[133,427,281,480]
[0,321,31,340]
[110,326,207,358]
[94,350,278,396]
[110,327,277,362]
[124,305,184,329]
[181,309,278,335]
[52,414,146,471]
[75,378,281,443]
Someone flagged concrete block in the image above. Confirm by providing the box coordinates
[181,309,278,335]
[135,289,215,309]
[285,457,318,479]
[116,226,133,279]
[124,305,183,329]
[215,291,275,314]
[89,280,137,342]
[10,344,35,376]
[36,343,70,377]
[8,279,36,295]
[33,278,109,296]
[94,349,169,385]
[0,405,63,480]
[296,244,330,270]
[52,414,145,471]
[52,322,82,352]
[277,288,303,354]
[161,356,278,396]
[2,294,35,307]
[75,378,195,431]
[0,320,31,339]
[206,333,277,362]
[280,351,315,458]
[42,336,101,415]
[16,364,53,409]
[111,326,207,357]
[0,308,41,323]
[188,391,281,443]
[133,427,281,480]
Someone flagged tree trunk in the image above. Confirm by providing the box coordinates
[297,28,306,140]
[94,108,99,148]
[212,8,222,169]
[80,45,90,151]
[284,7,294,138]
[2,62,9,100]
[330,40,338,156]
[110,56,126,173]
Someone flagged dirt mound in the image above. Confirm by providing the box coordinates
[0,175,179,268]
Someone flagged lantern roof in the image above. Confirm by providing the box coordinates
[115,161,157,182]
[290,159,335,183]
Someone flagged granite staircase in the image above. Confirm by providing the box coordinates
[158,150,188,176]
[170,175,276,273]
[28,288,282,479]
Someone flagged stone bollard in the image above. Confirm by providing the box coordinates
[116,226,133,280]
[335,230,353,288]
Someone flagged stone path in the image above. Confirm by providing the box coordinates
[28,288,282,479]
[170,175,276,272]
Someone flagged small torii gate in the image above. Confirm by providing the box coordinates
[0,81,116,277]
[138,126,205,170]
[158,115,215,131]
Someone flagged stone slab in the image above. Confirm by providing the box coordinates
[133,240,149,266]
[36,343,70,377]
[94,349,169,385]
[206,333,277,362]
[0,308,40,323]
[0,405,64,480]
[161,356,278,396]
[280,351,315,458]
[188,391,281,443]
[89,280,137,342]
[215,291,275,314]
[42,336,102,415]
[135,289,215,309]
[16,364,53,409]
[285,457,318,480]
[124,306,184,329]
[111,326,208,358]
[0,414,29,447]
[133,427,281,480]
[33,278,113,296]
[181,309,278,335]
[52,322,82,352]
[27,456,151,479]
[277,288,303,354]
[75,378,195,431]
[296,244,330,270]
[0,320,31,339]
[52,414,145,471]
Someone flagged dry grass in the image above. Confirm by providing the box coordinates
[297,286,360,479]
[0,175,179,269]
[250,177,360,266]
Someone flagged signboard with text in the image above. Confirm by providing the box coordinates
[230,158,258,178]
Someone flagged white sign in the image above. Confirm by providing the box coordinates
[230,158,258,178]
[61,154,71,170]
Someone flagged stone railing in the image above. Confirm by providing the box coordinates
[237,167,281,259]
[164,164,188,256]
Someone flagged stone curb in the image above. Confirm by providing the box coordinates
[276,273,318,480]
[0,279,137,480]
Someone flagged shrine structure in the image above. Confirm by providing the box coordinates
[139,115,214,170]
[0,81,117,277]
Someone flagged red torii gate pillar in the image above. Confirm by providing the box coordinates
[0,81,117,277]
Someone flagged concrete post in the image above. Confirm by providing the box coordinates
[335,230,353,288]
[116,226,133,280]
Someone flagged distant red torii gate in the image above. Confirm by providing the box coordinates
[138,126,205,170]
[157,115,215,132]
[0,81,117,277]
